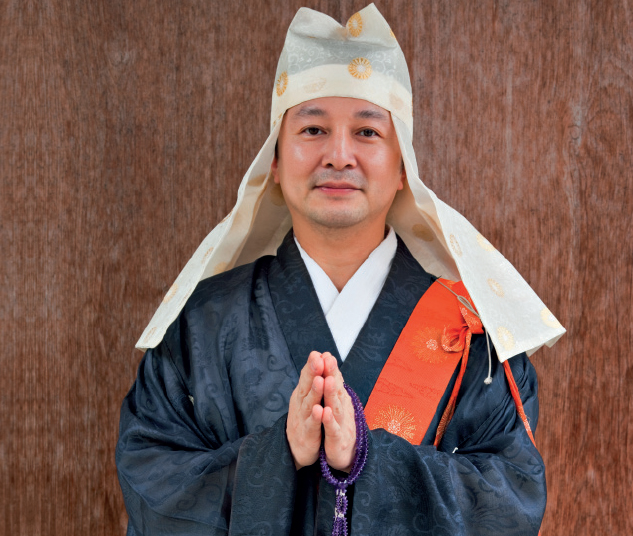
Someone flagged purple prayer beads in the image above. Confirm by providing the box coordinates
[319,384,369,536]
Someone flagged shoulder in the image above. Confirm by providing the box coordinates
[159,255,275,364]
[183,254,275,314]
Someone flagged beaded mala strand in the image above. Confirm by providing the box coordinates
[319,384,369,536]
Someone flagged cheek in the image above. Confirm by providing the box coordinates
[284,144,314,169]
[366,148,403,178]
[278,147,320,188]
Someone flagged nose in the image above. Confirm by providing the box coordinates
[322,129,357,170]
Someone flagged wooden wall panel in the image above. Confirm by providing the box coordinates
[4,0,631,534]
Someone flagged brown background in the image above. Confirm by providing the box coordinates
[3,0,632,534]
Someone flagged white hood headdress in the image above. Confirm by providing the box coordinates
[137,4,565,362]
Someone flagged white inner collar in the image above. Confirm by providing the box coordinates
[295,227,397,361]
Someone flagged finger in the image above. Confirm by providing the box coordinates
[323,405,356,472]
[321,405,340,433]
[295,351,323,399]
[321,352,339,378]
[323,354,346,393]
[302,403,323,442]
[323,375,344,422]
[324,364,351,427]
[303,375,324,414]
[287,401,323,469]
[311,403,324,422]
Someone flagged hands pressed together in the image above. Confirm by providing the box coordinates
[286,351,356,472]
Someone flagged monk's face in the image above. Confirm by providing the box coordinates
[272,97,405,233]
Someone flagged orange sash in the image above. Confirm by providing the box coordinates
[365,279,483,445]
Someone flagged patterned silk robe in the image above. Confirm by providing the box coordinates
[116,232,546,536]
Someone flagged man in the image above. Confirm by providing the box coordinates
[117,5,564,535]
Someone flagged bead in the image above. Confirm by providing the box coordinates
[320,384,369,536]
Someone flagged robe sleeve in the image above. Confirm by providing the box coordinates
[351,349,546,536]
[115,339,298,536]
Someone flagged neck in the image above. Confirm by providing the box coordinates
[294,221,387,292]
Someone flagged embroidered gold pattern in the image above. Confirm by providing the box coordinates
[163,283,178,303]
[540,307,562,328]
[302,78,327,94]
[348,57,372,79]
[347,12,363,37]
[450,234,462,256]
[426,339,439,351]
[276,71,288,96]
[412,328,447,363]
[373,405,416,441]
[143,326,157,344]
[202,247,214,264]
[487,278,504,297]
[497,326,515,350]
[389,92,405,112]
[476,233,496,251]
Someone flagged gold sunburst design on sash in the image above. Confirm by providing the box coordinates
[373,405,416,441]
[276,71,288,96]
[411,327,448,364]
[348,57,372,79]
[347,12,363,37]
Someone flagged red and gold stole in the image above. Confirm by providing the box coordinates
[364,278,542,533]
[364,278,483,446]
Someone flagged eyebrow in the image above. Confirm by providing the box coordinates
[291,106,390,121]
[354,109,389,121]
[294,106,326,118]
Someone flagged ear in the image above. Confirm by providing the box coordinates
[398,160,406,190]
[271,152,280,184]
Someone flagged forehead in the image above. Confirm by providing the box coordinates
[285,97,392,123]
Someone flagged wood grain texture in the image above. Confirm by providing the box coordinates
[4,0,631,534]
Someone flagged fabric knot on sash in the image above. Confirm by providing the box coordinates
[441,304,483,354]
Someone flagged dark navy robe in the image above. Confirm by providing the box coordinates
[116,233,546,535]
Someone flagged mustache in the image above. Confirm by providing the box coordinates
[309,170,366,188]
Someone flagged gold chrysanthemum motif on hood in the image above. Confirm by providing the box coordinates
[275,72,288,96]
[347,12,363,37]
[348,57,372,79]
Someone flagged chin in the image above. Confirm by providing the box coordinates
[307,209,367,229]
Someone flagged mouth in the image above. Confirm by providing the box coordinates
[314,182,360,194]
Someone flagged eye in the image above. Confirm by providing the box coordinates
[358,128,378,137]
[303,126,324,136]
